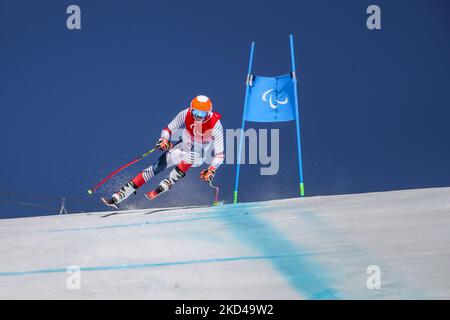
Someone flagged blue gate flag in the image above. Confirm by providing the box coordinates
[244,73,296,122]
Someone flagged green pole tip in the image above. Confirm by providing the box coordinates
[87,189,93,195]
[233,191,238,204]
[299,183,305,197]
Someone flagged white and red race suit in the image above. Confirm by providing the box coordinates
[131,108,225,187]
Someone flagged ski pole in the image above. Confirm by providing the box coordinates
[87,147,156,195]
[209,182,220,206]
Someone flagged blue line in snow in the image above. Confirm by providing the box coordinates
[46,205,262,233]
[47,215,219,233]
[39,202,340,299]
[0,253,313,277]
[212,204,340,300]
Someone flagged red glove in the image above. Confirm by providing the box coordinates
[200,166,216,183]
[156,137,172,151]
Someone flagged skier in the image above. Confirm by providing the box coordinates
[102,95,225,209]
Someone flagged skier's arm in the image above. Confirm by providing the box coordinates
[210,120,225,169]
[160,108,188,140]
[199,120,224,183]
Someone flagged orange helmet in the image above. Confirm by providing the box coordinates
[190,95,213,112]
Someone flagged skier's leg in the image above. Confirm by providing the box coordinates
[105,141,187,207]
[105,151,172,207]
[165,146,202,186]
[145,160,192,200]
[133,140,184,186]
[146,147,203,200]
[135,151,169,185]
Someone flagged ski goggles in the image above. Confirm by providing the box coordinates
[192,109,208,119]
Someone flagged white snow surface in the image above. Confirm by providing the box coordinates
[0,187,449,299]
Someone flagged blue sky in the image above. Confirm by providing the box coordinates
[0,0,449,218]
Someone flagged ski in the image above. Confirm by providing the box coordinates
[101,197,119,210]
[101,211,121,218]
[101,205,213,218]
[145,184,167,201]
[145,178,173,201]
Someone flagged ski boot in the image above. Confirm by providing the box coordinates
[145,166,185,201]
[101,180,138,209]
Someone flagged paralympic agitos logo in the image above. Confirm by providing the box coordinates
[262,89,288,109]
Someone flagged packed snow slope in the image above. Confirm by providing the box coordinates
[0,187,449,299]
